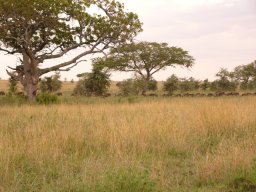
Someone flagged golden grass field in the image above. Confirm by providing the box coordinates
[0,80,256,191]
[0,94,256,191]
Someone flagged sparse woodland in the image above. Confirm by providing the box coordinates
[0,0,256,191]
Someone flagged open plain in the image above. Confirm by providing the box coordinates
[0,82,256,191]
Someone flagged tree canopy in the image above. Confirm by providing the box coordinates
[95,41,194,81]
[0,0,142,101]
[233,60,256,90]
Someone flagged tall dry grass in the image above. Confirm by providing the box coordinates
[0,97,256,191]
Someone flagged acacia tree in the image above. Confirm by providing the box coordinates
[233,60,256,90]
[0,0,142,102]
[95,42,194,93]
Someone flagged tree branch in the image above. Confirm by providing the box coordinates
[150,66,167,76]
[0,47,18,54]
[38,43,84,61]
[52,60,87,72]
[39,36,110,75]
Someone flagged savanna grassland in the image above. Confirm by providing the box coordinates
[0,81,256,191]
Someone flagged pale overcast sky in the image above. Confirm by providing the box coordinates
[0,0,255,81]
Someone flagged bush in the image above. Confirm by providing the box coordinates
[117,79,133,96]
[163,75,179,94]
[116,79,140,96]
[36,93,59,104]
[200,79,210,90]
[147,79,158,91]
[73,80,87,96]
[210,79,237,91]
[8,76,18,96]
[73,68,110,96]
[40,72,62,93]
[116,78,157,96]
[179,77,200,92]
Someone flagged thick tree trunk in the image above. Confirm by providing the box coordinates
[24,79,38,103]
[22,51,40,103]
[141,74,151,96]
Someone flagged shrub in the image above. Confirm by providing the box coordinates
[116,79,139,96]
[147,79,158,91]
[40,72,62,93]
[8,76,18,95]
[73,68,110,96]
[201,79,210,90]
[210,79,237,91]
[163,75,179,94]
[36,93,59,104]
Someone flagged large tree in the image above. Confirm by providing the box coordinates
[0,0,142,102]
[95,42,194,92]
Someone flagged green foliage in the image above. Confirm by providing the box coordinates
[73,67,110,96]
[8,76,18,95]
[233,60,256,90]
[209,68,236,91]
[210,79,237,92]
[147,79,158,91]
[167,148,191,160]
[72,79,86,96]
[247,80,256,90]
[0,95,27,105]
[163,75,179,94]
[36,92,59,104]
[0,0,142,102]
[90,167,158,192]
[133,79,148,94]
[0,0,142,55]
[226,178,256,192]
[179,77,200,92]
[39,72,62,93]
[116,79,140,96]
[201,79,210,90]
[210,68,237,91]
[97,41,194,82]
[164,75,201,94]
[116,78,156,96]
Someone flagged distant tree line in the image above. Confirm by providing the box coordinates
[3,59,255,98]
[72,60,256,96]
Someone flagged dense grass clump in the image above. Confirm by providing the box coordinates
[36,93,59,105]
